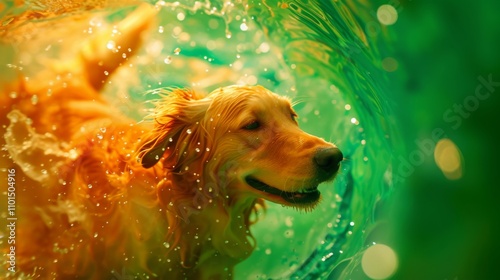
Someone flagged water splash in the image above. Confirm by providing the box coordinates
[4,110,78,185]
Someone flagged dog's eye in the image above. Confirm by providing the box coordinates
[243,121,261,130]
[291,113,298,122]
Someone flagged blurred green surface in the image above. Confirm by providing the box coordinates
[388,0,500,279]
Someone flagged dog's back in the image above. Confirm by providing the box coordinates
[0,5,177,278]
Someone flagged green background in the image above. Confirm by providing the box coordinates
[389,0,500,279]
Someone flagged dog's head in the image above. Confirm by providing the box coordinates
[138,85,342,210]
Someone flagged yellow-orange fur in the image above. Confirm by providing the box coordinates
[1,4,341,279]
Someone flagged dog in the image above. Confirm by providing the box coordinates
[1,4,343,279]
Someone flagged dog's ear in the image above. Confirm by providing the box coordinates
[139,133,173,168]
[137,88,210,169]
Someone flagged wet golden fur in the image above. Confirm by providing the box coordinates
[0,4,341,279]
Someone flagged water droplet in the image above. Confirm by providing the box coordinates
[104,71,109,76]
[240,22,248,31]
[158,26,164,33]
[177,12,185,21]
[9,114,19,123]
[100,127,106,133]
[163,242,170,249]
[168,137,173,142]
[225,31,232,39]
[31,95,38,105]
[173,48,181,55]
[164,56,172,64]
[258,42,270,53]
[206,148,210,152]
[9,91,17,98]
[186,129,192,134]
[88,184,93,189]
[195,148,200,152]
[68,149,78,159]
[106,40,116,50]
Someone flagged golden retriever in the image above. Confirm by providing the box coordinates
[1,4,342,279]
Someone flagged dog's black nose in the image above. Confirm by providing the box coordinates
[314,147,343,174]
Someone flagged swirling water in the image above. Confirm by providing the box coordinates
[136,1,398,278]
[0,0,399,279]
[237,1,397,279]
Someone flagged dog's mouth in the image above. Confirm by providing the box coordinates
[245,176,320,204]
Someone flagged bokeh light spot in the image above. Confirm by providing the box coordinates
[434,138,463,180]
[377,5,398,26]
[361,244,398,279]
[382,57,398,72]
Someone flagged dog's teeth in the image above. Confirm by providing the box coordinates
[295,188,316,194]
[302,188,317,194]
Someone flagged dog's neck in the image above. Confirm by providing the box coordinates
[177,195,258,267]
[157,172,260,269]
